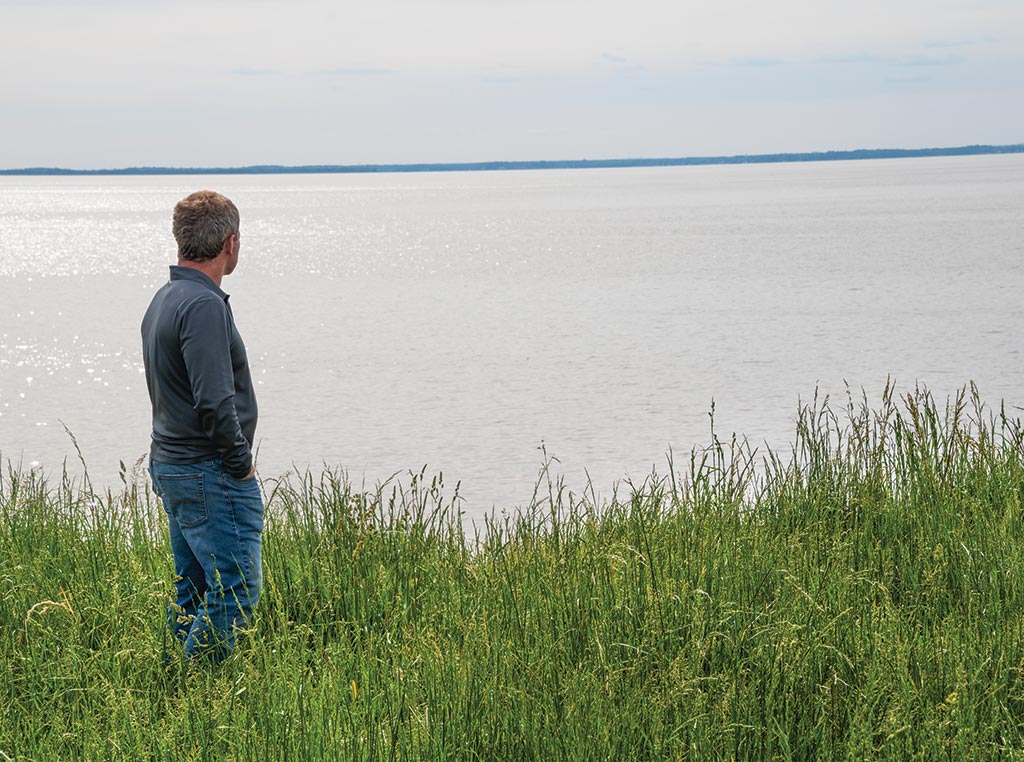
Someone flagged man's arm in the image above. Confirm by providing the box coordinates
[178,296,253,478]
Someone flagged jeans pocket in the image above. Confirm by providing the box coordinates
[222,471,260,492]
[156,473,209,528]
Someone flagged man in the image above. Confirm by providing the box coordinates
[142,190,262,663]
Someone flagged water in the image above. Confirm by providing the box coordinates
[2,155,1022,515]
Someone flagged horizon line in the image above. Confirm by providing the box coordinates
[2,142,1022,176]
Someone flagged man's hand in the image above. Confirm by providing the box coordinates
[245,466,256,480]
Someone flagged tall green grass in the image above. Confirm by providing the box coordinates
[4,384,1024,760]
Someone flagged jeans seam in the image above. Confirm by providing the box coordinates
[222,474,254,592]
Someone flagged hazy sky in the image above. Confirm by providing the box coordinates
[2,0,1022,168]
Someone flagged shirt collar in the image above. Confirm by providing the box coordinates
[169,265,229,302]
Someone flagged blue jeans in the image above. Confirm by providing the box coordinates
[150,458,264,662]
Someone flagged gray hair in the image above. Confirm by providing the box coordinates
[172,190,240,262]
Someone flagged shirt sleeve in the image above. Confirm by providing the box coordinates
[178,295,252,478]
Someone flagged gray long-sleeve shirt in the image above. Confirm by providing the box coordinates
[141,266,258,478]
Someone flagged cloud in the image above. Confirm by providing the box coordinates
[893,54,967,67]
[923,36,995,49]
[805,51,966,68]
[924,39,972,49]
[598,52,647,75]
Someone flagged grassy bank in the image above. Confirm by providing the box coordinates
[4,384,1024,760]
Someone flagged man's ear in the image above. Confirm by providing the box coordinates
[220,235,235,256]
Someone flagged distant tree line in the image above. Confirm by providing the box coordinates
[2,143,1022,176]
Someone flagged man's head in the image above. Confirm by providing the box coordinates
[172,190,240,263]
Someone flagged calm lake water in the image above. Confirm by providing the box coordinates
[2,155,1023,516]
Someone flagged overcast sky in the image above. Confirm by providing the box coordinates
[2,0,1022,169]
